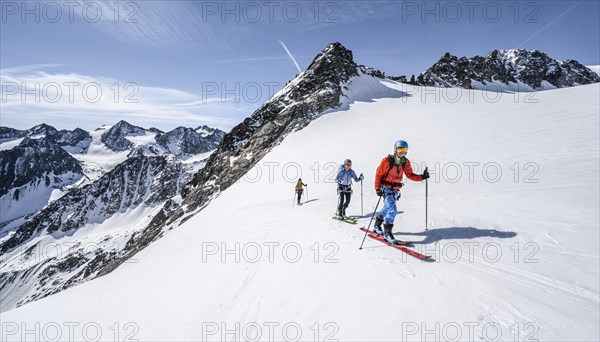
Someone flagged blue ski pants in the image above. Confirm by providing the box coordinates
[380,187,400,225]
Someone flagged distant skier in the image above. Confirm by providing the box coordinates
[335,159,363,218]
[295,178,307,205]
[374,140,429,244]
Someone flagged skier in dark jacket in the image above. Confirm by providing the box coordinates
[295,179,307,205]
[335,159,363,218]
[373,140,429,244]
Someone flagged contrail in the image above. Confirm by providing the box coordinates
[279,40,302,73]
[518,1,583,48]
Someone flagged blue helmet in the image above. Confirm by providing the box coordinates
[394,140,408,149]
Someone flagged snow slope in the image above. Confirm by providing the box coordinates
[67,126,130,181]
[2,82,598,341]
[0,171,81,225]
[0,138,24,151]
[587,65,600,76]
[0,203,163,308]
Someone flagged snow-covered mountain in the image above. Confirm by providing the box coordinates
[0,121,225,225]
[78,121,225,176]
[0,121,224,311]
[1,70,597,341]
[0,124,91,147]
[1,42,598,341]
[99,120,148,152]
[155,126,224,155]
[0,154,185,309]
[0,137,84,224]
[179,42,389,216]
[415,49,600,90]
[0,124,92,226]
[195,124,226,140]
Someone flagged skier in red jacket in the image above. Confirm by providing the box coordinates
[373,140,429,244]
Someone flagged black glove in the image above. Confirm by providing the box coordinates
[422,168,430,180]
[376,189,383,197]
[395,190,401,201]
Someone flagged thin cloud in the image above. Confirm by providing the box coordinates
[74,1,222,49]
[0,64,65,74]
[0,66,246,131]
[279,40,302,73]
[518,1,583,48]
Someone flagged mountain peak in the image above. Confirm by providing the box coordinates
[320,42,353,59]
[28,123,58,136]
[112,120,138,130]
[305,42,357,77]
[153,126,222,155]
[195,125,225,139]
[101,121,146,152]
[418,48,600,90]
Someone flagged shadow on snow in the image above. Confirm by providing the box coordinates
[399,227,518,245]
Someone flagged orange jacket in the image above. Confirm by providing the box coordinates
[374,156,423,190]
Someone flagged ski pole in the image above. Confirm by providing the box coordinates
[336,189,340,217]
[360,178,364,217]
[305,185,309,201]
[425,167,428,231]
[359,194,383,250]
[292,190,296,206]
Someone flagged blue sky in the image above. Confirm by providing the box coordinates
[1,0,599,131]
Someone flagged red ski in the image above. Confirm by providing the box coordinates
[359,227,431,260]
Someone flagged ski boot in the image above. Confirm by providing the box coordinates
[373,225,383,235]
[383,224,397,244]
[373,213,384,235]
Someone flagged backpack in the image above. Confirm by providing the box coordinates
[385,155,406,176]
[381,155,406,188]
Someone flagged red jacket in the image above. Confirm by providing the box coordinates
[375,156,423,190]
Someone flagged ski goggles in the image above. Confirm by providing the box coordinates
[395,146,408,153]
[344,163,352,166]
